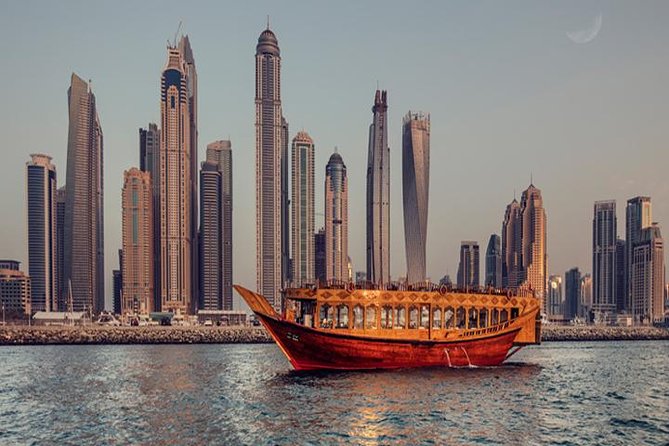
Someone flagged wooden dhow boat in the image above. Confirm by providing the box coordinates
[234,282,541,371]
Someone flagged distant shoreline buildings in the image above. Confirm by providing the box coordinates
[3,21,666,328]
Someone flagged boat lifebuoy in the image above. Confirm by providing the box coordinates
[439,284,447,295]
[346,282,355,293]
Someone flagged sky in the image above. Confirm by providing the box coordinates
[1,1,668,310]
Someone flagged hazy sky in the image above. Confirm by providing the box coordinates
[1,1,668,310]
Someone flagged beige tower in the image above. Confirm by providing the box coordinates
[122,168,154,316]
[325,150,348,281]
[159,43,192,314]
[520,184,547,313]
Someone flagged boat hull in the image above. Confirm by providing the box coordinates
[258,313,521,371]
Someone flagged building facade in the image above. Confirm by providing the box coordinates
[0,264,31,317]
[630,224,664,324]
[122,168,154,316]
[579,274,592,320]
[547,275,563,319]
[402,111,430,284]
[615,238,626,312]
[457,241,479,288]
[63,73,104,313]
[564,267,581,321]
[291,132,315,284]
[112,249,122,315]
[366,90,390,285]
[26,154,57,312]
[314,228,326,284]
[255,26,288,311]
[592,200,617,319]
[520,184,547,311]
[55,187,66,310]
[502,199,522,288]
[485,234,502,288]
[325,151,348,282]
[625,196,652,311]
[199,140,233,311]
[159,39,195,314]
[139,124,161,312]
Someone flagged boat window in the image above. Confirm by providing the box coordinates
[320,304,333,329]
[365,306,377,329]
[479,308,488,328]
[444,306,455,328]
[394,306,406,329]
[432,307,442,329]
[420,305,430,329]
[353,305,364,329]
[409,306,418,329]
[468,308,478,329]
[336,304,349,329]
[456,307,466,329]
[511,308,519,320]
[500,309,509,323]
[491,308,499,325]
[381,305,393,329]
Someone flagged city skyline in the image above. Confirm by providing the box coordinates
[1,2,669,311]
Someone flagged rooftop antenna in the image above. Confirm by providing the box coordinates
[514,189,516,201]
[530,172,533,185]
[334,145,338,153]
[267,15,270,30]
[173,21,183,47]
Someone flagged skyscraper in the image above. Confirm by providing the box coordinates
[325,150,349,282]
[579,274,592,320]
[366,90,390,285]
[314,228,326,284]
[485,234,502,288]
[55,187,65,310]
[139,124,160,312]
[520,184,547,311]
[631,223,664,324]
[547,275,563,318]
[502,199,522,288]
[615,238,626,312]
[26,154,57,313]
[180,36,199,315]
[122,168,154,316]
[199,141,233,311]
[402,111,430,284]
[291,132,315,284]
[63,73,104,313]
[112,249,122,315]
[592,200,617,319]
[625,196,652,311]
[159,40,195,314]
[564,267,581,321]
[457,241,479,288]
[256,25,287,311]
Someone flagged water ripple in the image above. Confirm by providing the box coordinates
[0,341,667,445]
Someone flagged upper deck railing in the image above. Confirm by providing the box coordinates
[284,279,538,299]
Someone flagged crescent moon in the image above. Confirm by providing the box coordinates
[567,13,603,44]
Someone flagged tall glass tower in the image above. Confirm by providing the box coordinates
[402,111,430,285]
[159,39,195,314]
[291,132,315,284]
[256,25,288,311]
[366,90,390,285]
[26,154,57,312]
[63,73,104,313]
[325,151,348,282]
[593,200,617,318]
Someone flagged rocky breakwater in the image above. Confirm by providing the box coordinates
[0,326,274,345]
[541,325,669,342]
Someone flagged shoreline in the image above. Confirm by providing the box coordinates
[0,325,667,346]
